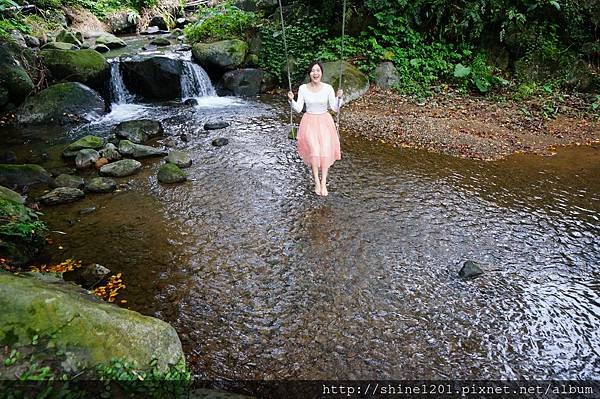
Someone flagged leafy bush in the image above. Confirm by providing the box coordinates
[0,198,47,249]
[259,15,327,86]
[184,2,259,43]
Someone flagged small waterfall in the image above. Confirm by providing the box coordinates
[109,60,134,104]
[181,61,216,100]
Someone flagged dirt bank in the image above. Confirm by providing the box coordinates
[341,87,600,161]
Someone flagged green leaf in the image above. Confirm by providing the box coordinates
[549,0,560,10]
[475,77,491,93]
[453,63,471,77]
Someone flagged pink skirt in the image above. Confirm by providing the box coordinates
[297,112,341,169]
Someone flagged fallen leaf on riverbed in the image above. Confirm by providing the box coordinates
[30,259,82,273]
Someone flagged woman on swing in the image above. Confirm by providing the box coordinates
[288,61,344,197]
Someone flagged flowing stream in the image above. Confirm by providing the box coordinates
[1,55,598,386]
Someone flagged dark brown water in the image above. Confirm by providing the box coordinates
[3,96,599,381]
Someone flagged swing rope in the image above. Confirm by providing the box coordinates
[335,0,347,138]
[277,0,293,129]
[277,0,347,136]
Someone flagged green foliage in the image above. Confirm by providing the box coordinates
[0,198,47,248]
[184,2,259,43]
[96,358,191,397]
[259,15,327,85]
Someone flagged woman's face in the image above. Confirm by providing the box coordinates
[309,64,322,83]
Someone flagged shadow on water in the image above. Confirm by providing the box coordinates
[3,95,599,381]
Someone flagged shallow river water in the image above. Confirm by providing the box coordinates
[3,95,599,384]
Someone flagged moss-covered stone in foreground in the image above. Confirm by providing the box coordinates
[0,273,184,372]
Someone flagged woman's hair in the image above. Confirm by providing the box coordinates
[307,61,325,76]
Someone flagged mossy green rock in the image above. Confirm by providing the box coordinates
[63,135,106,158]
[41,42,79,50]
[95,33,127,49]
[41,49,109,89]
[321,61,369,103]
[0,164,53,188]
[17,82,106,125]
[0,273,184,372]
[0,185,25,203]
[85,177,117,193]
[55,29,83,47]
[99,159,142,177]
[192,39,247,71]
[158,163,186,183]
[0,44,35,105]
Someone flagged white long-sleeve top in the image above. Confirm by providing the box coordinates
[290,83,343,114]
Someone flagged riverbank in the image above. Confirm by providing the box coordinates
[341,87,600,161]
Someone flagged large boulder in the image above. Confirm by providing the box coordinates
[191,39,247,73]
[0,43,35,107]
[105,10,138,34]
[222,68,262,96]
[0,273,184,371]
[121,55,184,100]
[0,164,53,188]
[95,33,126,49]
[374,61,400,89]
[41,49,109,89]
[115,119,164,144]
[17,82,106,125]
[321,60,369,103]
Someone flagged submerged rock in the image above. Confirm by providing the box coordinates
[99,159,141,177]
[158,163,186,183]
[85,177,117,193]
[212,138,229,147]
[458,260,484,279]
[40,187,85,205]
[166,150,192,168]
[204,121,229,130]
[54,174,85,189]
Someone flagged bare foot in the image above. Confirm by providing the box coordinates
[321,184,328,196]
[314,181,321,196]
